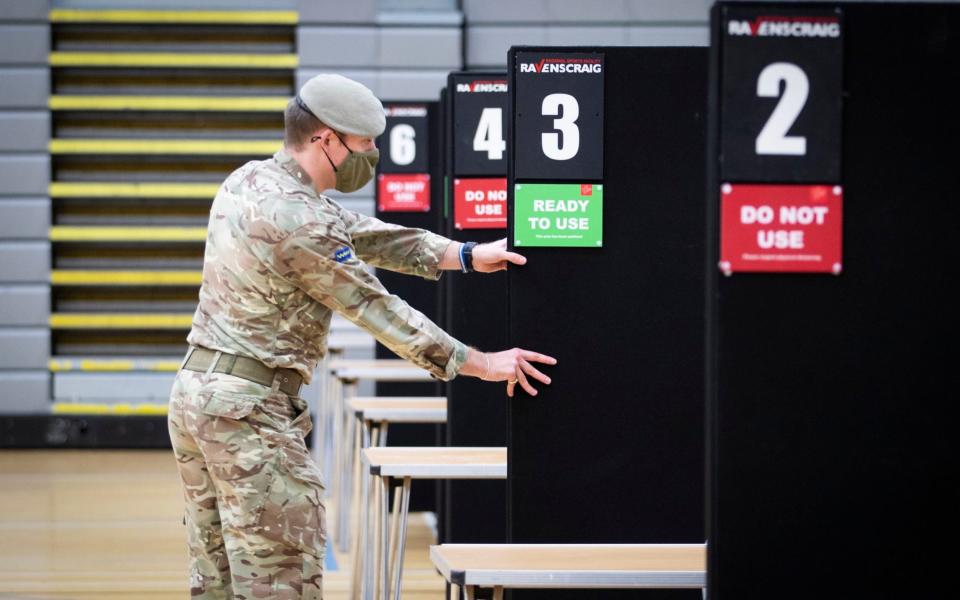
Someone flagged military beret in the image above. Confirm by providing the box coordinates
[296,74,386,138]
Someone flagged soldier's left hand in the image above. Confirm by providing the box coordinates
[471,238,527,273]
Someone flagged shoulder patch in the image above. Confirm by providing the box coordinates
[334,246,353,263]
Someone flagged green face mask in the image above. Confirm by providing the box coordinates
[319,132,379,193]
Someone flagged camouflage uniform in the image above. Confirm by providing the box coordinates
[168,148,467,598]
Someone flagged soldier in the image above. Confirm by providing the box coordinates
[167,73,557,599]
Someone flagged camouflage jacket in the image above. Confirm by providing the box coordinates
[187,148,468,383]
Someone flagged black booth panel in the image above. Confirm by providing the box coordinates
[443,231,509,543]
[708,5,959,598]
[443,72,511,543]
[374,101,445,513]
[507,47,707,600]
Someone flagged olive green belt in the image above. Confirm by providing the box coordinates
[182,346,303,396]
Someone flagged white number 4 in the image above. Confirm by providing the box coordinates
[473,107,506,160]
[755,62,809,156]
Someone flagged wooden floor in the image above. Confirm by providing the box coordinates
[0,450,445,599]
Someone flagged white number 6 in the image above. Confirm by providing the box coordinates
[389,124,416,165]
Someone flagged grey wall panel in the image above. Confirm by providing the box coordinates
[0,155,49,195]
[378,70,446,101]
[0,112,50,152]
[0,329,49,369]
[0,0,49,22]
[55,0,294,8]
[625,0,711,22]
[463,0,550,23]
[0,242,50,283]
[0,68,49,108]
[381,0,457,11]
[542,0,631,23]
[0,371,49,414]
[547,25,629,45]
[627,25,709,46]
[53,372,176,402]
[0,198,50,239]
[296,69,379,96]
[0,286,50,326]
[0,25,50,65]
[466,27,548,67]
[298,27,378,67]
[377,10,462,26]
[298,0,376,24]
[463,0,710,23]
[379,28,460,68]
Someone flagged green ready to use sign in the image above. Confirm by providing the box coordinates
[513,183,603,247]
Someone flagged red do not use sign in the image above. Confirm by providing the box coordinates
[720,183,843,275]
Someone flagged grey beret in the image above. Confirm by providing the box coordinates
[297,74,386,138]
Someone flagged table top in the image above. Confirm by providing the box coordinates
[329,359,433,382]
[429,544,706,589]
[326,332,373,351]
[363,447,506,479]
[349,397,447,423]
[329,359,411,370]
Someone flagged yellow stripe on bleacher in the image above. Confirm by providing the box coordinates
[49,95,289,112]
[49,138,280,155]
[51,270,203,286]
[49,52,298,69]
[49,313,193,329]
[49,182,221,198]
[49,358,182,372]
[49,226,207,242]
[52,402,169,416]
[49,9,298,25]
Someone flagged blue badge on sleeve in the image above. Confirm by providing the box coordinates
[334,246,353,263]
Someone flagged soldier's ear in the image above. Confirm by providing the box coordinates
[309,127,332,145]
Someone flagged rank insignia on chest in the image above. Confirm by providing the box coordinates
[334,246,353,263]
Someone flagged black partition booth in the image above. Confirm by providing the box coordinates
[374,100,444,513]
[505,47,708,599]
[706,3,958,598]
[442,72,511,543]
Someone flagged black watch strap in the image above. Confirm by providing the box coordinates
[461,241,478,273]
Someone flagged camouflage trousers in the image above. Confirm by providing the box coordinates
[168,369,327,599]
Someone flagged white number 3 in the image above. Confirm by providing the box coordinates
[541,93,580,161]
[755,62,809,156]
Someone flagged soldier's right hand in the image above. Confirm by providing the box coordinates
[466,347,557,397]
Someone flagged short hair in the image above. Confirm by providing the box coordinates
[283,97,327,150]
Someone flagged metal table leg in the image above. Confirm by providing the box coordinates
[390,477,412,600]
[337,377,358,552]
[379,475,392,600]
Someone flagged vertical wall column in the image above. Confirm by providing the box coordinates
[0,0,51,414]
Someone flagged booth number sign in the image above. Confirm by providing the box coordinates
[513,51,604,248]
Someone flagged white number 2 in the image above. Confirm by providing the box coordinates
[389,124,416,166]
[541,93,580,161]
[473,107,506,160]
[755,62,809,156]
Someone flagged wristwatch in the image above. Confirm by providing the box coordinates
[460,241,478,273]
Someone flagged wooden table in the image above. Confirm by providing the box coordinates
[430,543,707,599]
[363,448,507,600]
[348,397,447,598]
[324,360,436,553]
[309,334,376,482]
